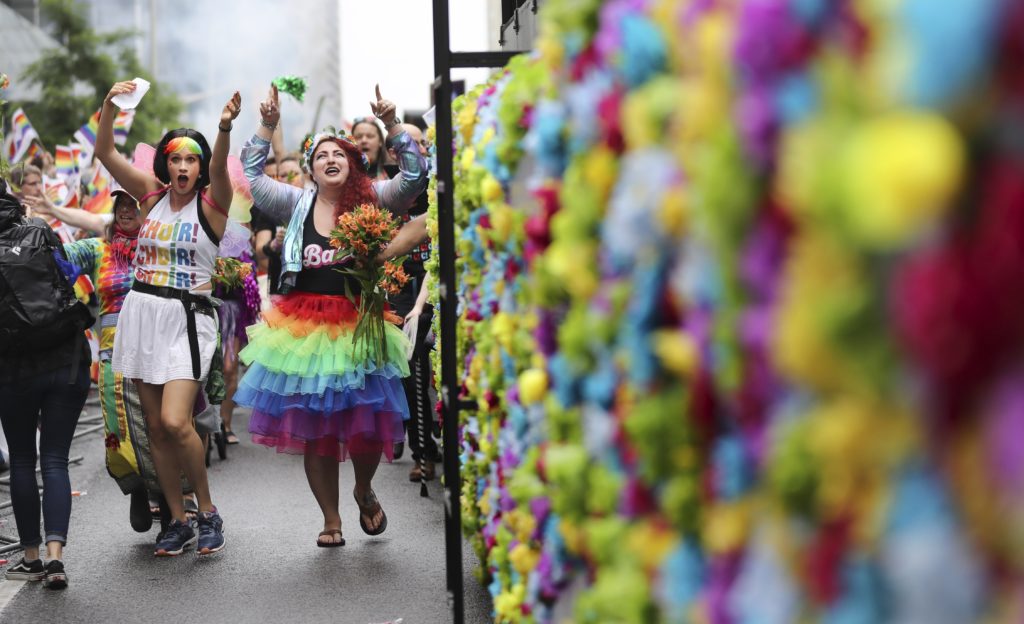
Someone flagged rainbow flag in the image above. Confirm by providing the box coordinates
[43,176,78,208]
[5,108,41,163]
[60,188,79,209]
[113,109,135,146]
[75,109,136,149]
[55,144,78,179]
[83,186,113,215]
[87,162,110,195]
[73,110,100,149]
[70,143,84,172]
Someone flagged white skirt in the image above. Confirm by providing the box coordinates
[112,290,218,384]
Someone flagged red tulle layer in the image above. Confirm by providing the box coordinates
[263,291,402,339]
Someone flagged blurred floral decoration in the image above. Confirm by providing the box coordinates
[427,0,1024,622]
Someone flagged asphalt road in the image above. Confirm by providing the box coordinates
[0,392,492,624]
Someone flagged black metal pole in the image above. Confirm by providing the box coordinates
[431,1,464,623]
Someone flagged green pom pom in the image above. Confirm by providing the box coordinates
[272,76,307,102]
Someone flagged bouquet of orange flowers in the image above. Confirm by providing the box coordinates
[329,203,409,364]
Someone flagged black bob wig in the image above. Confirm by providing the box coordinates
[153,128,213,189]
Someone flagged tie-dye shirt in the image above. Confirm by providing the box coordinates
[64,237,134,352]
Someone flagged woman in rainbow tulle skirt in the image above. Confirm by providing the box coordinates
[234,84,426,546]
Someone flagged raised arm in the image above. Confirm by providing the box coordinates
[22,194,106,235]
[380,213,428,261]
[203,91,241,239]
[370,86,427,217]
[96,81,162,210]
[271,120,286,163]
[240,85,302,224]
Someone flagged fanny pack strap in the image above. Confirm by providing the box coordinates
[132,282,213,380]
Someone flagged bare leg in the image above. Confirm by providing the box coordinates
[303,448,342,543]
[136,382,183,521]
[161,380,214,514]
[140,380,214,521]
[351,443,385,532]
[46,541,62,561]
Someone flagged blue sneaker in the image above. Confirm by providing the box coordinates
[154,519,196,556]
[196,509,225,556]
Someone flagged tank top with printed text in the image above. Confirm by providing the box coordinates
[133,191,220,291]
[294,207,360,296]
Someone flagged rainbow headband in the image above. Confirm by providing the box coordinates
[302,128,368,173]
[163,137,204,159]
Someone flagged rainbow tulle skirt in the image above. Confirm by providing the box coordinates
[234,292,410,462]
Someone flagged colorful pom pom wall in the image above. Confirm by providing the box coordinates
[426,0,1024,621]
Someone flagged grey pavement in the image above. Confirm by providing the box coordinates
[0,392,492,624]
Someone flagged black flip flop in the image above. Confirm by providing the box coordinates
[316,529,346,548]
[354,489,388,536]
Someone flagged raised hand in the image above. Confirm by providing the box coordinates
[259,84,281,128]
[22,194,54,217]
[369,84,396,126]
[105,80,137,104]
[221,91,242,126]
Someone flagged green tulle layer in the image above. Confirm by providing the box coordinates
[239,321,410,380]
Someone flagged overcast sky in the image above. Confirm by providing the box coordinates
[338,0,494,122]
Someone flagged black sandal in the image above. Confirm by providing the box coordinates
[353,489,388,536]
[316,529,346,548]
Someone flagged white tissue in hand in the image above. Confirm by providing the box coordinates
[111,77,151,110]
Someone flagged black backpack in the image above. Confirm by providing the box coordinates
[0,216,94,355]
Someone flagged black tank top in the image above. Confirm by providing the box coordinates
[293,206,360,296]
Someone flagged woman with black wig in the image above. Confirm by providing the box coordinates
[96,80,240,557]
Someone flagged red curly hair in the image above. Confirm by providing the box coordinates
[312,138,378,218]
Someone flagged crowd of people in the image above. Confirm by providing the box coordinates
[0,79,435,587]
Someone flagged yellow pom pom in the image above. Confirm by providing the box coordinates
[658,187,689,237]
[509,543,540,576]
[627,522,679,570]
[456,101,478,143]
[490,204,514,243]
[583,146,619,199]
[538,34,564,68]
[840,112,964,249]
[459,147,477,173]
[703,501,751,554]
[478,488,492,516]
[481,175,503,204]
[491,313,516,351]
[518,368,549,405]
[559,519,585,554]
[651,329,699,376]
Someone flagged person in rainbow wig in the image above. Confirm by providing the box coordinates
[235,84,426,546]
[95,80,241,557]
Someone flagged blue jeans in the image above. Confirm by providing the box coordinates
[0,365,88,547]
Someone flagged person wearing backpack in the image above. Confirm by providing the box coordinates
[0,178,94,590]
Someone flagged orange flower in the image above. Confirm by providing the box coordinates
[328,202,399,260]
